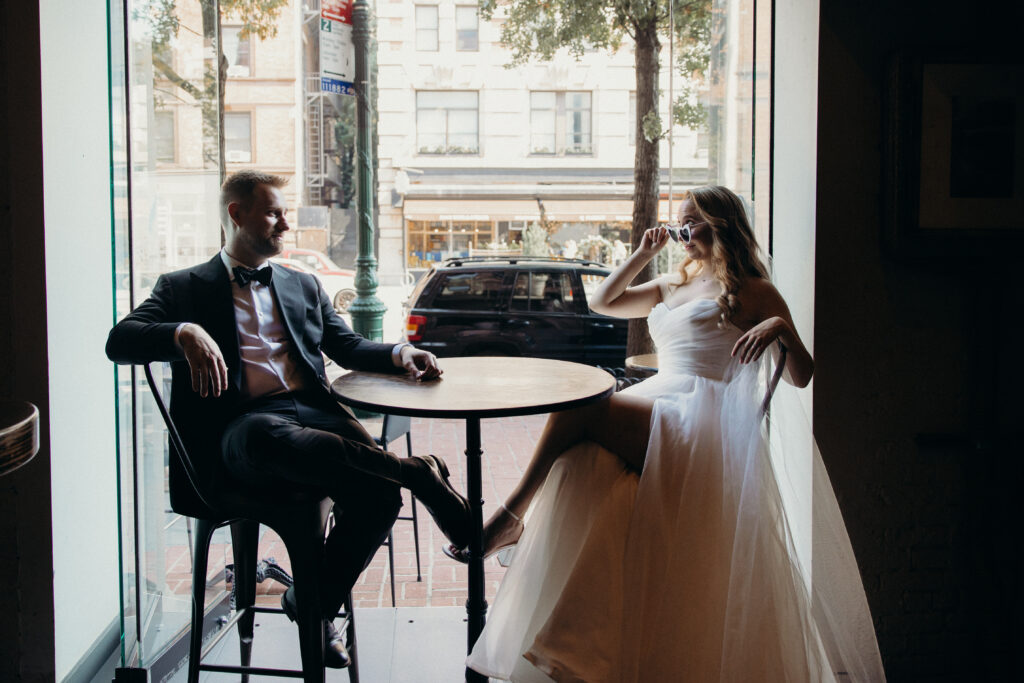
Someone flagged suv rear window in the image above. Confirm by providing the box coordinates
[510,272,575,312]
[580,271,607,299]
[432,271,506,310]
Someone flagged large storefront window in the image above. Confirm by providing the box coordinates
[108,0,772,673]
[109,0,227,671]
[408,219,495,267]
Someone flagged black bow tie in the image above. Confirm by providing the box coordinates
[233,265,273,287]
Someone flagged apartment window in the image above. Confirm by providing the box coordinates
[530,91,592,155]
[225,112,252,163]
[416,91,479,154]
[415,5,439,51]
[530,92,556,153]
[222,26,251,77]
[455,5,479,51]
[153,111,175,163]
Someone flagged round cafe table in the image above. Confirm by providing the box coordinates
[625,353,659,374]
[331,356,616,682]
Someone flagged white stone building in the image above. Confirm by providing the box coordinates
[372,0,709,284]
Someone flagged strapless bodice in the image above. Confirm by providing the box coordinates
[647,298,743,381]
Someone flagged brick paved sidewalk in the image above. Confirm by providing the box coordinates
[248,414,549,609]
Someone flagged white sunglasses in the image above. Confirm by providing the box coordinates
[666,221,707,244]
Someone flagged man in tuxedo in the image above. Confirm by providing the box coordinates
[106,170,469,668]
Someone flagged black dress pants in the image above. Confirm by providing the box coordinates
[221,390,404,618]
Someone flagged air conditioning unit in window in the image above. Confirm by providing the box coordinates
[226,151,250,163]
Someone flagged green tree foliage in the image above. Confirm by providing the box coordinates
[480,0,710,356]
[669,1,711,131]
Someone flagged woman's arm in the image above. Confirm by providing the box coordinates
[731,280,814,387]
[589,227,671,318]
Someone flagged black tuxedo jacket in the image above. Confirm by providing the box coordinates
[105,253,398,514]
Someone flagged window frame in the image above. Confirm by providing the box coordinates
[224,111,253,163]
[416,90,480,155]
[415,5,439,52]
[221,25,252,77]
[152,110,176,164]
[529,91,593,156]
[455,5,479,52]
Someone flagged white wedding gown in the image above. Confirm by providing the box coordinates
[467,298,886,682]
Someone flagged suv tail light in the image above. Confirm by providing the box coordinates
[406,314,427,342]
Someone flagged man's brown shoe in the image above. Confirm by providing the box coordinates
[409,454,471,549]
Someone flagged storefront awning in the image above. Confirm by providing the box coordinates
[403,198,684,223]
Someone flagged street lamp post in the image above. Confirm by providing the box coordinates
[349,0,385,340]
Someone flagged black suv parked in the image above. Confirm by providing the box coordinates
[404,257,628,367]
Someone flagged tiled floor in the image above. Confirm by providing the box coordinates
[176,606,473,682]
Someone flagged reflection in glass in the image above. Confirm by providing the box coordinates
[111,0,228,670]
[223,26,252,77]
[225,111,252,163]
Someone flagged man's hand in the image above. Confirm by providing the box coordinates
[178,323,229,397]
[400,345,443,381]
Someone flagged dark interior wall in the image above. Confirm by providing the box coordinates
[0,0,56,680]
[815,1,1023,680]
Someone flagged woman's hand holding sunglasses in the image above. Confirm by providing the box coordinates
[638,226,673,254]
[640,221,706,255]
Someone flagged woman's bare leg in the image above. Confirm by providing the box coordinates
[477,392,655,555]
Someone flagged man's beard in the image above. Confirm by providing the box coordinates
[244,231,283,257]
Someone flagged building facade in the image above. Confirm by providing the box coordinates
[372,1,709,284]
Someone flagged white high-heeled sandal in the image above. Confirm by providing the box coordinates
[442,503,523,564]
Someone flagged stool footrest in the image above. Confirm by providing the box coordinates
[199,663,306,678]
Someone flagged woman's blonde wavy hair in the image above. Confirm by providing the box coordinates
[675,185,769,325]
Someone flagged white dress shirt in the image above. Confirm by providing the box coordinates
[220,250,307,400]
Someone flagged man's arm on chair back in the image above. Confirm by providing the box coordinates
[106,274,185,364]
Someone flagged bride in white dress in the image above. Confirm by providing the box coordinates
[447,186,886,682]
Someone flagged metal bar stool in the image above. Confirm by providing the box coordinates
[375,413,423,606]
[144,364,359,683]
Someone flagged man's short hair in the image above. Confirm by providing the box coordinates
[220,170,288,228]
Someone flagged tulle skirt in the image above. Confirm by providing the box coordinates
[467,361,885,682]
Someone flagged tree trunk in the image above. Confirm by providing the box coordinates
[627,21,661,358]
[199,1,223,177]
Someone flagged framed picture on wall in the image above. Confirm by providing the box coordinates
[883,54,1024,259]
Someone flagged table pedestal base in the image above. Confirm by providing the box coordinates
[464,416,487,682]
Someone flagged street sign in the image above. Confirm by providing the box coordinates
[320,0,354,96]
